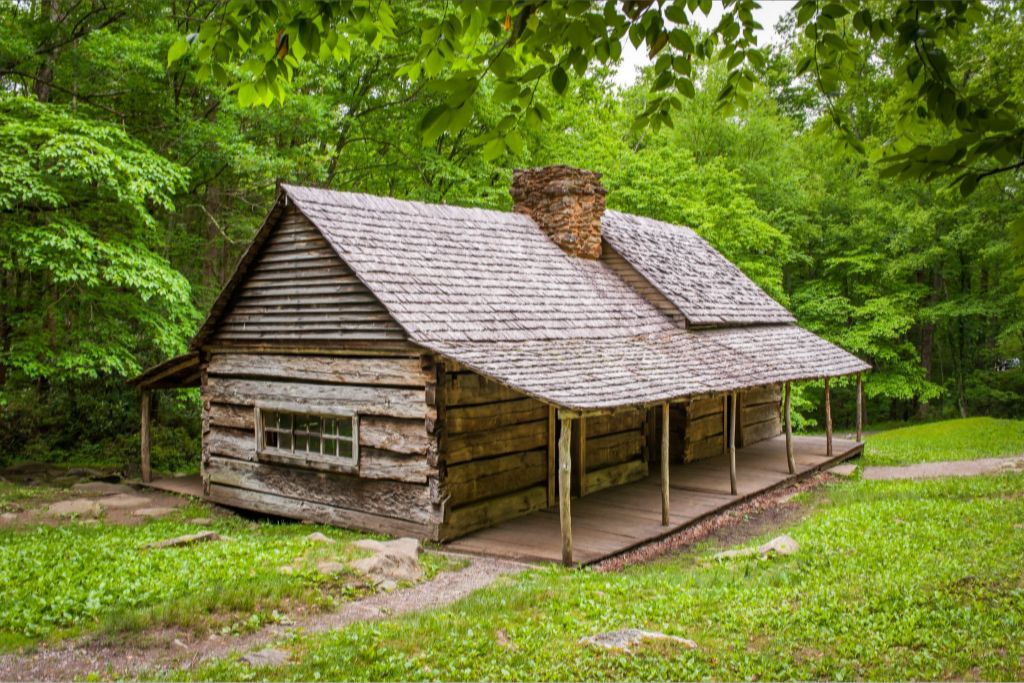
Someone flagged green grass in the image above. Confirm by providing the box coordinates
[864,417,1024,466]
[0,501,449,651]
[169,472,1024,682]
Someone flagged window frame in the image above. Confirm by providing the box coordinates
[254,403,359,474]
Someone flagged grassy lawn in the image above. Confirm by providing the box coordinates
[0,500,447,652]
[864,417,1024,466]
[167,418,1024,682]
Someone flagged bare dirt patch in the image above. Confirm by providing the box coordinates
[861,455,1024,480]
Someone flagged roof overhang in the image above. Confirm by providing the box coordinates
[128,352,201,390]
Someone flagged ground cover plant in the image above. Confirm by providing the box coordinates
[0,501,448,652]
[170,419,1024,681]
[863,417,1024,466]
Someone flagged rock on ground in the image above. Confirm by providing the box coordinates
[829,463,858,477]
[316,561,348,576]
[580,629,697,652]
[189,517,213,525]
[97,494,153,510]
[240,647,289,667]
[132,507,177,518]
[46,499,102,518]
[713,534,800,561]
[71,482,136,496]
[349,537,423,585]
[305,531,334,544]
[143,531,223,549]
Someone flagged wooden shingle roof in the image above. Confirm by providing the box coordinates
[206,185,868,409]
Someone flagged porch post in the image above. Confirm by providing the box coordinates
[558,414,573,566]
[784,381,795,474]
[728,392,737,495]
[140,389,152,484]
[824,377,833,459]
[855,373,863,443]
[661,402,670,526]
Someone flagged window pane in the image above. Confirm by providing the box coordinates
[338,440,353,459]
[323,438,337,456]
[323,418,336,436]
[307,436,321,453]
[339,418,352,438]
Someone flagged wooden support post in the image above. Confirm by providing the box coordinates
[784,381,795,475]
[824,377,833,459]
[721,394,728,458]
[547,405,556,507]
[578,417,588,497]
[140,389,152,484]
[728,392,737,495]
[558,414,573,566]
[661,403,670,526]
[855,373,863,443]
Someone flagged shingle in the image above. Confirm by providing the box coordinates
[279,185,869,409]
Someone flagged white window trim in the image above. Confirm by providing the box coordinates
[254,403,359,474]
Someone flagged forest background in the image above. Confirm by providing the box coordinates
[1,0,1021,471]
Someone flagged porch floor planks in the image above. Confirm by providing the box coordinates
[141,474,203,497]
[445,434,861,565]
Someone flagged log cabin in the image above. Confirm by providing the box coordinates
[132,165,869,564]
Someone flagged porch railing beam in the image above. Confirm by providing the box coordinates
[728,391,737,495]
[824,377,833,459]
[558,414,573,566]
[784,381,795,474]
[661,402,670,526]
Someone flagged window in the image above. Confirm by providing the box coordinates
[256,406,358,469]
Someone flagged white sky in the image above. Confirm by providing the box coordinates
[613,0,796,87]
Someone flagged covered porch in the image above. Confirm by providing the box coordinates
[447,433,862,565]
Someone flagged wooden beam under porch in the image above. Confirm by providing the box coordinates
[445,434,862,566]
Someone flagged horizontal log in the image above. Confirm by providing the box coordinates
[742,384,782,405]
[205,456,437,524]
[585,409,643,437]
[689,397,724,419]
[258,246,339,263]
[207,426,254,460]
[359,447,433,484]
[445,449,547,506]
[585,459,648,494]
[687,413,724,442]
[685,434,724,463]
[742,418,782,446]
[445,419,548,464]
[239,265,359,282]
[441,484,548,541]
[586,430,643,470]
[743,402,780,425]
[445,398,548,434]
[208,354,428,387]
[204,377,427,419]
[208,403,254,430]
[360,416,432,455]
[444,372,524,406]
[252,256,342,273]
[207,484,437,540]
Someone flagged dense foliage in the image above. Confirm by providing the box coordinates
[0,0,1021,466]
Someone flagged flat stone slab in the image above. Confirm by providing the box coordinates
[829,463,858,477]
[47,499,102,518]
[132,506,177,518]
[581,629,697,652]
[352,537,420,558]
[862,456,1024,481]
[317,561,348,576]
[72,481,136,496]
[98,494,153,509]
[714,534,799,561]
[305,531,335,544]
[241,647,290,667]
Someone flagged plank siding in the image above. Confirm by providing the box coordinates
[684,397,726,463]
[210,207,405,345]
[737,384,783,447]
[438,367,550,540]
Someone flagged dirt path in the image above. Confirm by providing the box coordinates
[0,554,526,682]
[861,455,1024,480]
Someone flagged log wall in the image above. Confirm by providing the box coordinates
[683,396,727,462]
[210,206,405,345]
[201,352,443,539]
[438,366,550,540]
[737,384,783,447]
[583,408,648,494]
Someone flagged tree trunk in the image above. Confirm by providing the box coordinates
[33,0,61,103]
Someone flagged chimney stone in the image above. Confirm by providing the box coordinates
[510,165,607,259]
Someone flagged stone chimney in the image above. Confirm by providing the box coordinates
[510,165,607,259]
